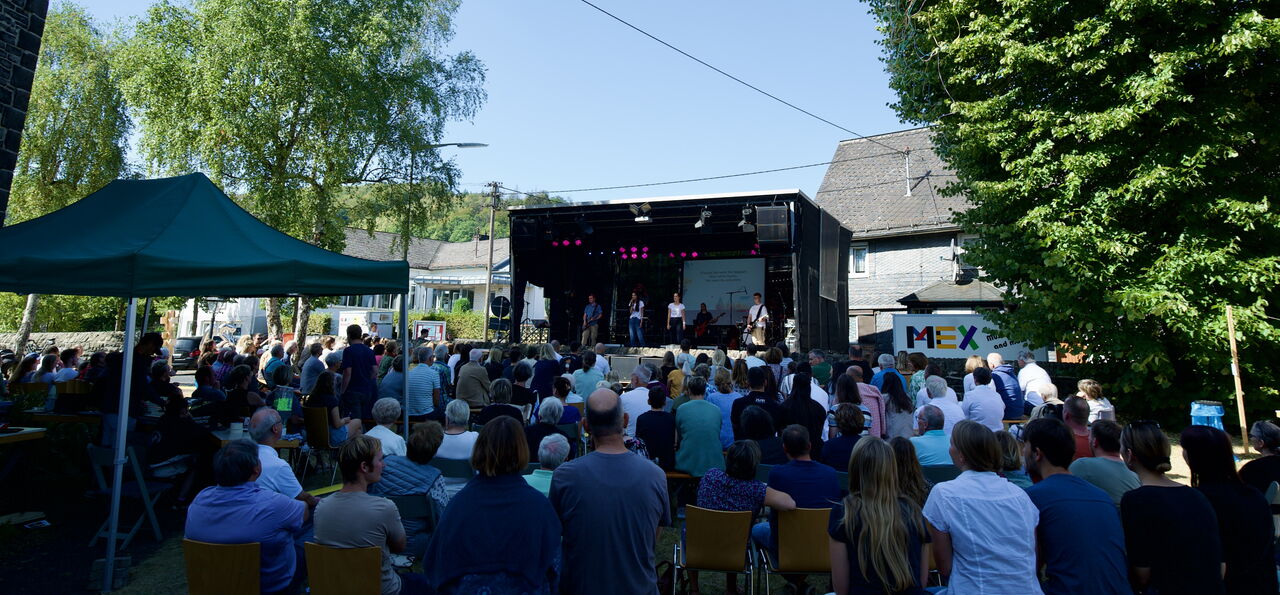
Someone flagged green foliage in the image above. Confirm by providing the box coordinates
[340,189,566,243]
[282,313,332,337]
[452,297,471,312]
[10,2,128,222]
[864,0,1280,420]
[409,309,484,340]
[0,293,185,332]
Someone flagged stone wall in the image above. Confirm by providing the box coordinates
[0,331,123,353]
[0,0,46,221]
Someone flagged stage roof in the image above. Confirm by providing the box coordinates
[508,188,811,211]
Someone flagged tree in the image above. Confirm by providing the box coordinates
[343,189,565,243]
[864,0,1280,418]
[7,3,129,349]
[117,0,485,341]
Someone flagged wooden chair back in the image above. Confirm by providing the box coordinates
[776,508,833,573]
[428,457,475,480]
[301,407,332,450]
[183,539,260,595]
[568,401,585,419]
[921,464,962,484]
[304,542,381,595]
[56,379,93,395]
[683,506,752,571]
[9,382,50,395]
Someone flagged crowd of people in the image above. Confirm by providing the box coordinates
[13,328,1280,594]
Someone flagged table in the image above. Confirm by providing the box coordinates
[24,410,103,426]
[0,427,46,486]
[0,427,46,445]
[212,429,300,449]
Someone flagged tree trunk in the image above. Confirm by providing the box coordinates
[15,293,38,351]
[294,296,312,345]
[266,297,283,341]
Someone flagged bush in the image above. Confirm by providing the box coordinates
[452,297,471,313]
[282,313,333,338]
[407,309,484,341]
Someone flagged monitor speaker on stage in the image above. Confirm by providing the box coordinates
[512,219,541,251]
[755,206,789,249]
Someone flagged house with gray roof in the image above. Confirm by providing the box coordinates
[814,126,1003,353]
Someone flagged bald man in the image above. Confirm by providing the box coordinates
[550,388,670,595]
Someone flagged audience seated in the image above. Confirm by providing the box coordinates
[551,388,670,595]
[674,376,723,478]
[923,420,1040,593]
[369,422,450,558]
[248,408,317,509]
[423,417,561,594]
[149,395,219,502]
[820,403,864,470]
[475,378,523,426]
[729,367,783,440]
[752,425,840,567]
[570,352,602,401]
[778,372,827,461]
[1068,420,1139,505]
[525,397,577,462]
[543,376,582,424]
[705,368,742,449]
[314,435,428,595]
[636,387,676,471]
[619,365,654,437]
[1180,424,1277,594]
[1063,396,1092,460]
[377,355,405,403]
[365,398,407,457]
[1119,421,1224,595]
[1239,420,1280,498]
[740,405,787,465]
[185,441,307,595]
[303,370,361,446]
[828,437,930,595]
[995,430,1033,488]
[525,434,570,496]
[909,404,952,466]
[960,367,1004,431]
[889,437,931,508]
[1022,418,1129,594]
[917,375,963,434]
[510,362,537,408]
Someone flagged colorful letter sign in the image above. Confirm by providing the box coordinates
[892,314,1046,361]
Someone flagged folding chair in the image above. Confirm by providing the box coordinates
[86,444,170,549]
[557,422,584,455]
[428,456,475,480]
[1266,481,1280,541]
[755,463,774,483]
[389,494,440,535]
[522,462,539,475]
[756,508,832,595]
[673,506,756,595]
[568,401,585,420]
[921,464,962,484]
[304,542,381,595]
[183,539,260,595]
[301,406,339,484]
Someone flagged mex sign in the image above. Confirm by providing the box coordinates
[891,314,1047,361]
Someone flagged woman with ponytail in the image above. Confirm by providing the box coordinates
[828,436,929,594]
[1120,421,1225,594]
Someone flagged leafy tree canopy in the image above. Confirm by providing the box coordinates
[864,0,1280,418]
[340,188,566,243]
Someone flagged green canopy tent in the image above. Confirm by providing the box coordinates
[0,173,409,590]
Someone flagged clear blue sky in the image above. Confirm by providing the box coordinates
[86,0,907,202]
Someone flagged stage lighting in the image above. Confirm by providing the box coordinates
[669,252,675,258]
[680,252,687,258]
[629,202,652,223]
[693,208,711,229]
[691,252,698,258]
[630,246,638,252]
[738,206,755,232]
[575,216,594,235]
[641,253,649,259]
[574,239,583,246]
[641,246,648,252]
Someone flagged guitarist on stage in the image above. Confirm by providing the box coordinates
[692,303,724,344]
[580,293,603,346]
[746,292,769,346]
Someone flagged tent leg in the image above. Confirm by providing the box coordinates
[400,293,409,439]
[104,296,137,591]
[141,297,152,333]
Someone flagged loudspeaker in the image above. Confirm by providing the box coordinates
[755,206,790,248]
[511,218,541,251]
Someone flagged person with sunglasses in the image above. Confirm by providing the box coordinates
[1119,421,1225,594]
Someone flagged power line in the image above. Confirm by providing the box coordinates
[577,0,906,156]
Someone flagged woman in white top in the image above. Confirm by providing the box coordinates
[923,420,1042,594]
[961,354,985,396]
[666,292,686,345]
[364,397,407,457]
[436,399,479,460]
[1077,378,1115,423]
[627,291,646,347]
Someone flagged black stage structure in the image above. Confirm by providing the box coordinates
[507,189,851,352]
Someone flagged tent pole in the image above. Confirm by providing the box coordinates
[401,292,409,439]
[142,297,152,333]
[104,297,138,591]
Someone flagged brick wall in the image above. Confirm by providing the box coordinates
[0,0,48,223]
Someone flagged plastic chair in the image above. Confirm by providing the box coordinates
[757,508,832,594]
[921,464,962,484]
[522,462,539,475]
[755,463,774,483]
[86,444,170,549]
[673,506,755,595]
[301,406,338,484]
[304,542,381,595]
[183,539,260,595]
[428,456,475,480]
[557,422,584,454]
[388,494,440,535]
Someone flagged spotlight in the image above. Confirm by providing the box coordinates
[641,246,648,252]
[630,247,638,253]
[574,239,583,246]
[669,252,675,258]
[680,252,687,258]
[693,208,711,229]
[562,240,572,247]
[738,206,755,232]
[691,252,698,258]
[629,202,652,223]
[641,253,649,259]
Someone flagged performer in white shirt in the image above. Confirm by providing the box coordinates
[746,292,768,346]
[627,291,646,347]
[666,292,686,345]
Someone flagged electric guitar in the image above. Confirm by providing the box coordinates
[693,313,725,337]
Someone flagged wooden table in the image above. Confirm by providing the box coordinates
[0,427,46,445]
[24,410,103,426]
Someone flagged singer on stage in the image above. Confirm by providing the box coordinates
[666,292,686,345]
[627,291,645,347]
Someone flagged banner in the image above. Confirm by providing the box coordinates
[412,320,447,342]
[891,314,1046,361]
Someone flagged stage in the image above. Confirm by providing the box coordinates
[506,189,850,352]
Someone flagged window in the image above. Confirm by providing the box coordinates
[957,234,979,271]
[849,242,869,277]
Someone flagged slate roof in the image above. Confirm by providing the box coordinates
[898,279,1004,305]
[815,127,967,239]
[342,228,443,270]
[429,238,510,270]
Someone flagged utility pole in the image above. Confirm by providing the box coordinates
[1226,305,1249,452]
[482,181,500,343]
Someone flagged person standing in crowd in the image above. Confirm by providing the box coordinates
[1120,421,1224,595]
[456,348,492,409]
[636,387,676,471]
[1077,378,1116,422]
[923,420,1042,594]
[828,437,931,595]
[368,422,450,559]
[1180,425,1277,594]
[1068,419,1139,506]
[674,376,723,478]
[423,418,561,593]
[338,324,378,420]
[185,441,308,595]
[627,291,646,347]
[551,388,670,595]
[581,293,603,346]
[986,353,1025,420]
[1063,396,1092,460]
[1022,418,1129,595]
[961,367,1004,431]
[667,292,686,345]
[910,405,952,465]
[314,435,428,595]
[1240,420,1280,496]
[406,347,442,421]
[365,398,407,457]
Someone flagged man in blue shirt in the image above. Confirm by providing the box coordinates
[1023,418,1129,595]
[580,293,603,346]
[987,353,1026,419]
[753,425,840,562]
[339,324,379,420]
[186,440,307,595]
[909,405,953,465]
[870,353,907,392]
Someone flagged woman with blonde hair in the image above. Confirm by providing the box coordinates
[731,358,751,395]
[828,437,930,594]
[711,348,728,371]
[962,354,985,395]
[894,350,911,374]
[1076,378,1114,422]
[995,430,1032,488]
[888,437,931,508]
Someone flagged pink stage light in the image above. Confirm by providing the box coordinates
[574,239,582,246]
[750,250,758,255]
[630,246,638,252]
[691,252,698,258]
[564,240,573,247]
[680,252,687,258]
[641,246,648,252]
[668,252,675,258]
[641,253,649,259]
